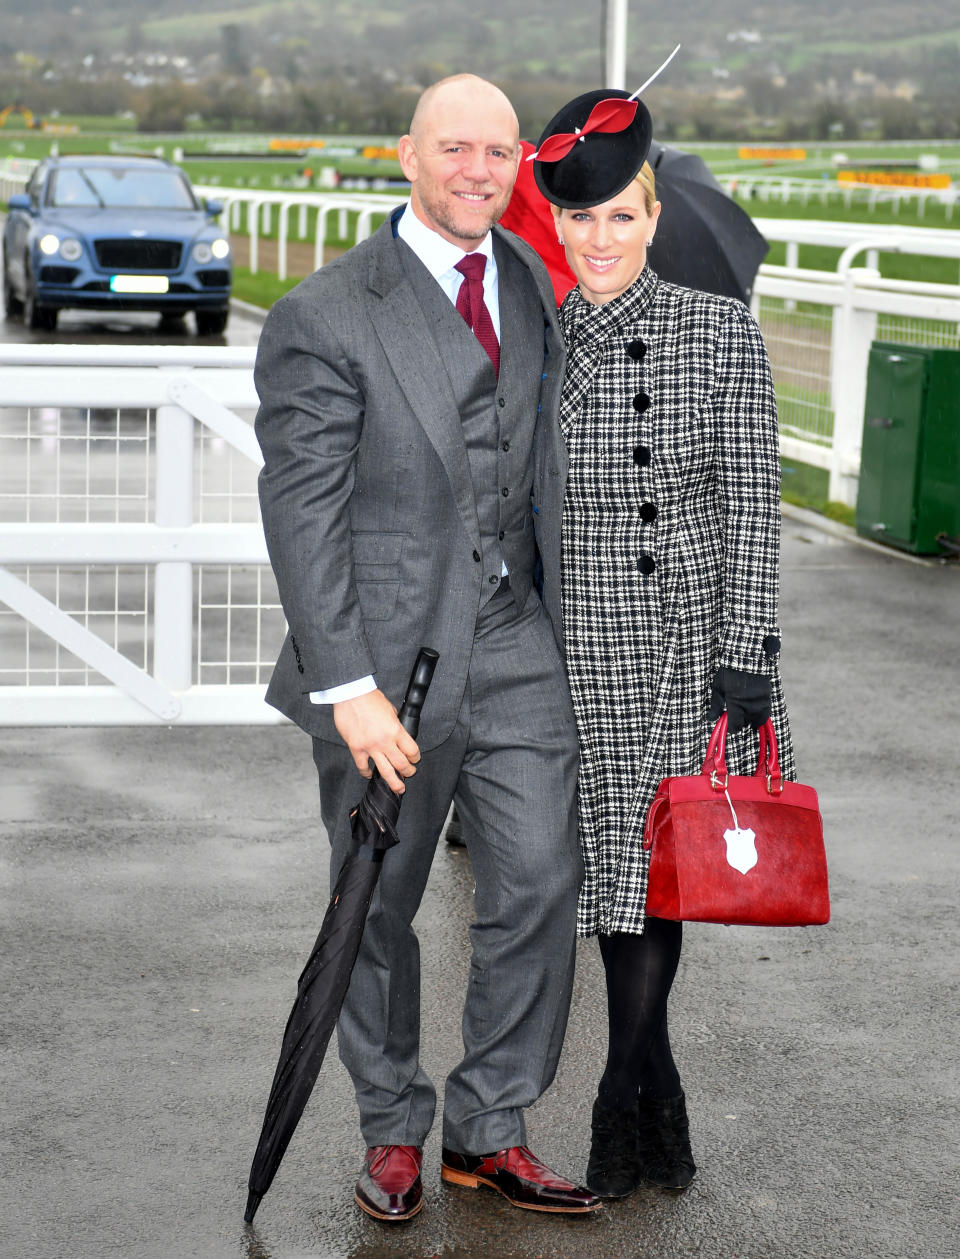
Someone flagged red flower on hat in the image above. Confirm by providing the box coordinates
[531,98,639,164]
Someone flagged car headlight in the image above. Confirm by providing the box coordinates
[39,234,60,255]
[211,238,230,260]
[192,242,213,264]
[59,238,83,262]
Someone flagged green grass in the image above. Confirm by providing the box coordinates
[231,267,303,309]
[780,458,855,526]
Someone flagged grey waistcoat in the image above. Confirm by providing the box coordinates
[399,238,543,609]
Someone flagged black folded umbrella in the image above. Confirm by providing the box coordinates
[647,142,769,304]
[244,646,439,1224]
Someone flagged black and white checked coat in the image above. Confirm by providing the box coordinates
[558,266,795,937]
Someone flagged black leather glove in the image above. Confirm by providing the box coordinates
[708,667,771,734]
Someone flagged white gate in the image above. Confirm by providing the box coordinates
[0,346,286,724]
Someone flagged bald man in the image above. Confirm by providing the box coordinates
[254,75,598,1220]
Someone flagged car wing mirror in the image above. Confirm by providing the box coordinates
[204,198,223,217]
[7,193,32,212]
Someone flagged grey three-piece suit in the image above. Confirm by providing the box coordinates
[253,210,582,1154]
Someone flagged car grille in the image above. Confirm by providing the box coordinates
[94,239,182,270]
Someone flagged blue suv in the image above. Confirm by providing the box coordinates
[3,154,232,334]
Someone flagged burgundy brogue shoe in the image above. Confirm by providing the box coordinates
[441,1145,602,1213]
[354,1144,423,1222]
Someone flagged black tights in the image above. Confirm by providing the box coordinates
[596,918,683,1109]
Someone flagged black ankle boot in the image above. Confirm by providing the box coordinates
[585,1097,641,1198]
[636,1091,697,1190]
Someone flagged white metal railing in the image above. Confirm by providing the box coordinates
[752,249,960,503]
[193,186,396,280]
[4,258,960,725]
[0,163,30,200]
[722,174,960,218]
[0,345,287,725]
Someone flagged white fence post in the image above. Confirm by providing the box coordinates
[153,400,195,692]
[826,266,877,505]
[278,201,288,282]
[314,206,329,272]
[249,198,260,275]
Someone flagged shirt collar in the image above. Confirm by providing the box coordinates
[398,204,494,280]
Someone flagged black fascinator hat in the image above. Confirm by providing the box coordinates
[531,88,653,210]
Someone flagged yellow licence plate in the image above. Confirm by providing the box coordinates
[110,275,170,294]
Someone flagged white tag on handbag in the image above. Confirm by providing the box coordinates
[724,825,758,874]
[723,789,758,874]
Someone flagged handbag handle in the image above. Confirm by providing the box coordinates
[701,714,782,795]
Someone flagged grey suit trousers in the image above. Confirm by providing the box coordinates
[312,583,581,1154]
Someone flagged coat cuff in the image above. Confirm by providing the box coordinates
[717,623,782,675]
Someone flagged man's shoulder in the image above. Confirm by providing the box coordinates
[494,223,557,318]
[494,223,547,277]
[278,235,378,306]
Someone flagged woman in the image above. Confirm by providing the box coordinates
[529,91,795,1198]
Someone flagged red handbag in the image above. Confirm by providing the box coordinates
[643,714,829,926]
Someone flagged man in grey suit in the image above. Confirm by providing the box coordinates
[254,74,598,1221]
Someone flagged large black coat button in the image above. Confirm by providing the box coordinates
[763,634,782,657]
[638,554,656,575]
[633,392,650,414]
[501,487,510,497]
[639,501,658,522]
[473,549,481,562]
[627,338,647,361]
[633,445,651,467]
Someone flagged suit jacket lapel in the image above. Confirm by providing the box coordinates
[493,226,568,485]
[366,224,482,552]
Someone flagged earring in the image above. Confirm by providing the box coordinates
[646,238,653,246]
[557,235,564,245]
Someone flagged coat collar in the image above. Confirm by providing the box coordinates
[560,265,659,347]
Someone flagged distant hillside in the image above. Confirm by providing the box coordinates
[2,0,959,86]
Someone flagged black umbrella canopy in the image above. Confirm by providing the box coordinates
[647,142,769,304]
[244,647,439,1225]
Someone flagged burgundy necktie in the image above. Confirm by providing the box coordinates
[454,253,500,376]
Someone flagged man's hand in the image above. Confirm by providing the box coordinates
[333,689,421,793]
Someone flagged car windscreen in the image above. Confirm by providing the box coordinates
[49,167,197,210]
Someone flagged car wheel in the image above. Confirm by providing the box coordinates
[23,265,58,332]
[195,307,229,336]
[2,259,24,318]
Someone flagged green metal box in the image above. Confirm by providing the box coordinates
[855,343,960,555]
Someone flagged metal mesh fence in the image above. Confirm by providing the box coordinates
[0,403,282,689]
[755,298,835,446]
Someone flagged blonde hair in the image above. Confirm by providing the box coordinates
[634,161,656,214]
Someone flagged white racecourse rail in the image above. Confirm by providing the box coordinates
[3,171,960,723]
[0,345,283,725]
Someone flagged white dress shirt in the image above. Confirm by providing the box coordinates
[310,205,501,706]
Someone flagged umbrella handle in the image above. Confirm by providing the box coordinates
[397,647,439,738]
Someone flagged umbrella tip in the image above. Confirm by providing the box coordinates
[243,1190,262,1224]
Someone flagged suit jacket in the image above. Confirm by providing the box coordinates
[254,216,568,750]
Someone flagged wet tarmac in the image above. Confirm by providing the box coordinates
[2,513,959,1259]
